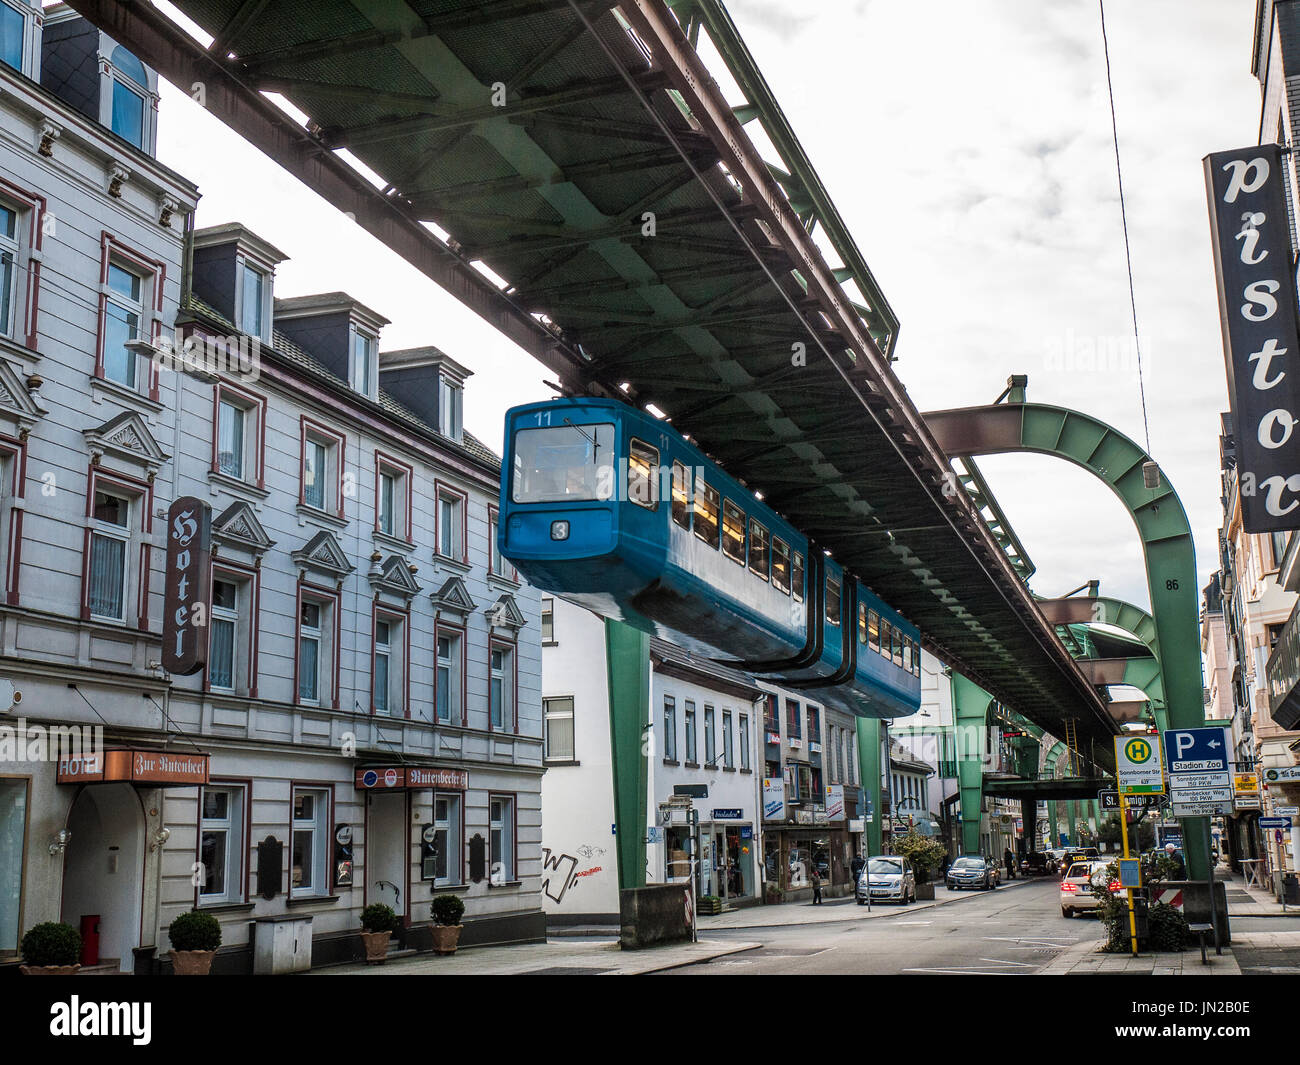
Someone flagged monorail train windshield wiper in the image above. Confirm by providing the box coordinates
[562,418,600,456]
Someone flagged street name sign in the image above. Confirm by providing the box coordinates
[1260,817,1292,830]
[1115,734,1165,795]
[1276,805,1300,816]
[1099,790,1162,811]
[1164,727,1232,817]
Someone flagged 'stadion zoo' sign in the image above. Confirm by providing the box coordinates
[162,497,212,675]
[1205,144,1300,532]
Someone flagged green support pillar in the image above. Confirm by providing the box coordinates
[856,719,882,856]
[605,618,650,891]
[1067,800,1077,845]
[1048,800,1059,845]
[1020,799,1037,852]
[952,671,992,856]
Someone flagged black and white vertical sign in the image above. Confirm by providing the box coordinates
[162,496,211,675]
[1205,144,1300,531]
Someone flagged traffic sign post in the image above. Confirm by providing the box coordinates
[1118,791,1140,957]
[1115,735,1165,795]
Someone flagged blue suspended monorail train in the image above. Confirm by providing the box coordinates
[498,398,921,718]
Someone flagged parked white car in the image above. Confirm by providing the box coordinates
[856,855,916,905]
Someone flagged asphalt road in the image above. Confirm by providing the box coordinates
[661,877,1103,975]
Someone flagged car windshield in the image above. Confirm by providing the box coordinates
[867,859,902,875]
[1065,864,1092,879]
[952,858,984,869]
[511,422,615,503]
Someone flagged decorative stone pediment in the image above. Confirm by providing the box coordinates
[430,575,476,618]
[485,593,527,631]
[291,529,354,581]
[84,410,168,479]
[0,359,45,439]
[370,554,421,601]
[212,500,275,558]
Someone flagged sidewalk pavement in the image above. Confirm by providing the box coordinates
[310,936,761,976]
[1221,867,1300,918]
[698,873,1045,930]
[1038,935,1241,976]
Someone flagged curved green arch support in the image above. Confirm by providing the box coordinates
[1041,596,1168,732]
[926,394,1208,879]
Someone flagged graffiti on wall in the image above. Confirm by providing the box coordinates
[541,845,606,905]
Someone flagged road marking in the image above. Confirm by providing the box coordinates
[896,921,933,925]
[978,957,1034,966]
[903,967,1015,975]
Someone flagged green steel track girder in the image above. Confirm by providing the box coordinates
[606,619,651,891]
[857,719,883,857]
[952,671,994,855]
[925,395,1208,878]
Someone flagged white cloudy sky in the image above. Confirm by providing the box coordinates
[153,0,1260,611]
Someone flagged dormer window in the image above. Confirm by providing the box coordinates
[0,3,23,73]
[439,375,462,441]
[352,327,377,397]
[239,262,265,338]
[109,45,149,150]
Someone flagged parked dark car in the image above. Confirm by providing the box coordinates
[1019,852,1052,877]
[946,855,998,891]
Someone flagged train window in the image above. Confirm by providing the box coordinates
[722,500,746,563]
[825,575,841,626]
[858,603,868,644]
[791,552,805,603]
[772,538,791,594]
[879,618,892,659]
[694,481,721,548]
[903,639,912,674]
[868,610,880,652]
[512,422,615,503]
[671,462,692,529]
[913,639,922,677]
[748,520,770,580]
[892,629,904,668]
[628,438,659,510]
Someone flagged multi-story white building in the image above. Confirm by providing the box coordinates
[0,8,544,973]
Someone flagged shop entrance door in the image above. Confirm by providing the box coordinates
[61,783,144,973]
[367,791,407,917]
[714,831,726,900]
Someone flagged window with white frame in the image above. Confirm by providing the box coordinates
[435,628,462,723]
[663,695,677,762]
[541,597,554,644]
[375,458,408,540]
[351,328,376,397]
[198,784,246,905]
[438,375,462,441]
[437,487,465,560]
[301,429,340,514]
[489,643,513,730]
[103,263,143,388]
[209,579,239,693]
[373,613,404,716]
[297,597,333,706]
[88,489,132,621]
[0,3,27,74]
[109,45,150,150]
[0,202,19,339]
[488,507,511,578]
[238,261,266,339]
[377,469,396,537]
[685,701,697,764]
[424,793,460,886]
[291,787,330,897]
[739,713,751,771]
[723,709,733,769]
[489,795,514,884]
[216,399,246,480]
[704,705,716,766]
[543,696,574,761]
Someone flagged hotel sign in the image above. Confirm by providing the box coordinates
[162,497,212,675]
[1205,144,1300,531]
[354,766,468,790]
[57,748,210,786]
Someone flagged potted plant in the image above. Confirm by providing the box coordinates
[764,883,785,905]
[429,894,465,955]
[360,903,399,964]
[19,922,81,975]
[891,830,948,900]
[168,910,222,975]
[697,894,723,916]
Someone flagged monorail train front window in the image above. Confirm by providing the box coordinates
[825,576,841,626]
[511,422,615,503]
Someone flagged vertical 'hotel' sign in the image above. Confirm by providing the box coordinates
[162,496,211,674]
[1205,144,1300,531]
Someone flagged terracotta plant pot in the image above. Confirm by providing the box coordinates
[429,924,462,955]
[19,964,80,975]
[360,930,392,964]
[170,950,215,975]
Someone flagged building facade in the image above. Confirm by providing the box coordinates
[0,8,544,973]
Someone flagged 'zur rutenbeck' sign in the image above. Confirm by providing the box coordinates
[1204,144,1300,531]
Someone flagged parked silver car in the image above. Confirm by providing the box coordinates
[856,855,916,905]
[945,855,998,890]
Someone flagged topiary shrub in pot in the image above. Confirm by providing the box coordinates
[20,922,81,975]
[168,910,222,975]
[360,903,399,964]
[429,894,465,955]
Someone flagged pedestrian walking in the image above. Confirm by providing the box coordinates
[851,853,865,884]
[1003,847,1016,880]
[811,867,823,905]
[1164,842,1186,879]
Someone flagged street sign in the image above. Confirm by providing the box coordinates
[1260,817,1293,830]
[1164,727,1232,816]
[1099,789,1161,811]
[1116,734,1165,794]
[1264,766,1300,784]
[1275,805,1300,816]
[1118,859,1142,889]
[1234,773,1260,793]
